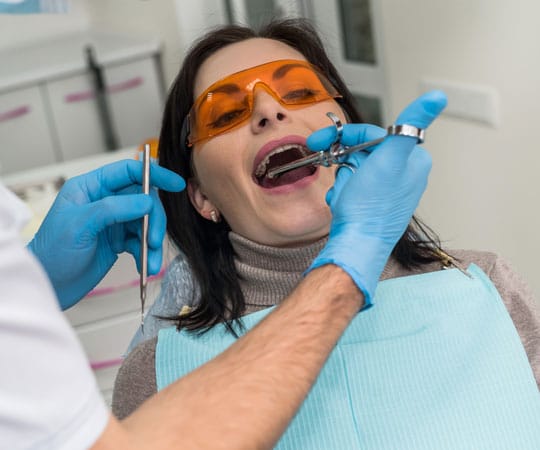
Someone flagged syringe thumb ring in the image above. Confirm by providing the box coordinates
[386,124,425,143]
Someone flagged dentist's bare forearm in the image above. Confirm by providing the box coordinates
[107,265,362,450]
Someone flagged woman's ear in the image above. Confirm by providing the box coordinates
[187,178,219,221]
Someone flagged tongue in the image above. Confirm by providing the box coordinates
[259,166,314,188]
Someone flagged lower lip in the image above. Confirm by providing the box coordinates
[256,166,320,195]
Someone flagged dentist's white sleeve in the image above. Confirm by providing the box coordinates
[0,182,108,450]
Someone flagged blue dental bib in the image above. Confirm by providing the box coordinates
[156,265,540,449]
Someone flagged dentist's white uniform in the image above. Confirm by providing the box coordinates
[0,182,108,450]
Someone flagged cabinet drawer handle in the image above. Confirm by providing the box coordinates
[65,90,94,103]
[64,76,145,103]
[90,357,124,371]
[0,105,30,123]
[85,268,165,298]
[108,76,144,94]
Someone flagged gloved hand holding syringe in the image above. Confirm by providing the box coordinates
[267,112,425,179]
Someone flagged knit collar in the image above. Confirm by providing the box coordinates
[229,232,326,310]
[228,231,401,313]
[229,232,326,272]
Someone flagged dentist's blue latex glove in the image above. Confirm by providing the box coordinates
[28,160,185,310]
[306,90,447,307]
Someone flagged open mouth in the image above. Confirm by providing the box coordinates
[254,144,317,188]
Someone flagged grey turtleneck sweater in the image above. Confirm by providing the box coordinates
[112,234,540,419]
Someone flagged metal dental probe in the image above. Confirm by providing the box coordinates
[140,144,150,333]
[266,112,425,179]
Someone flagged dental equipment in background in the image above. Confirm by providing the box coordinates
[140,144,150,333]
[267,112,425,179]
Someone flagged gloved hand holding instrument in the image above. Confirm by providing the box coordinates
[28,160,185,310]
[305,90,448,306]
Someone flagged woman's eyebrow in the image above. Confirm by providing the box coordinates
[208,83,242,95]
[197,83,241,113]
[273,63,305,80]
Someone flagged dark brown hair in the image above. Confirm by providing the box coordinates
[158,18,442,334]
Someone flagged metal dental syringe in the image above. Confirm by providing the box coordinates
[267,112,425,179]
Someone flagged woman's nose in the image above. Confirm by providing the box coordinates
[250,86,290,133]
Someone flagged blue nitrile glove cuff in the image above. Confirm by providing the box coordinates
[306,223,392,308]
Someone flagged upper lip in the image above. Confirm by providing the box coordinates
[252,135,308,176]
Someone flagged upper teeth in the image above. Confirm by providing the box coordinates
[255,144,307,178]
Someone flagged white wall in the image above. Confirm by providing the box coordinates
[379,0,540,298]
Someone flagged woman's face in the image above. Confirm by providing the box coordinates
[188,38,346,247]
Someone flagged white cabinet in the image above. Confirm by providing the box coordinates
[105,58,164,149]
[0,31,164,175]
[46,57,164,161]
[0,85,58,173]
[64,253,163,406]
[46,72,106,161]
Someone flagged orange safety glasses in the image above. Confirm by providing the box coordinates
[186,59,342,146]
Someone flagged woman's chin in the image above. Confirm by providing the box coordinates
[263,224,330,248]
